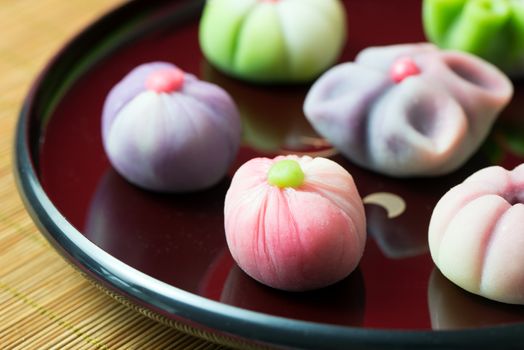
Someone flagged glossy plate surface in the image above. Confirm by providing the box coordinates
[15,0,524,348]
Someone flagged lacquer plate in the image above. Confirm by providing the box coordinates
[14,0,524,349]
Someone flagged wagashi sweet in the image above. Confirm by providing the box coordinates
[102,62,241,192]
[429,164,524,304]
[199,0,347,83]
[423,0,524,75]
[224,155,366,291]
[304,43,513,177]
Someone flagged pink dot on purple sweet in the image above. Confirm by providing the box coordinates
[390,56,421,84]
[145,68,185,93]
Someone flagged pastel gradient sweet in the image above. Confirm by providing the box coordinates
[224,155,366,291]
[424,0,524,75]
[102,62,241,192]
[429,164,524,304]
[199,0,347,83]
[304,43,513,177]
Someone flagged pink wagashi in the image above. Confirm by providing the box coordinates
[429,164,524,304]
[304,43,513,177]
[224,155,366,291]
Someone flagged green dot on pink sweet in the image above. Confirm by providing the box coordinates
[267,159,305,188]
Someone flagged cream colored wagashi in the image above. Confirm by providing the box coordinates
[429,164,524,304]
[224,155,366,291]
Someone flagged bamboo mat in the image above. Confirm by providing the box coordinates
[0,1,230,348]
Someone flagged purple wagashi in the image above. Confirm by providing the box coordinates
[304,43,514,177]
[102,62,241,192]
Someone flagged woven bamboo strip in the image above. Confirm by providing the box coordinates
[119,323,174,348]
[9,270,83,307]
[0,271,83,329]
[0,201,37,223]
[123,329,191,350]
[0,245,172,348]
[0,180,19,202]
[0,295,92,348]
[14,293,116,349]
[1,274,129,343]
[0,221,38,244]
[27,285,109,325]
[0,222,45,248]
[1,256,68,293]
[101,318,166,348]
[17,302,129,350]
[0,220,41,246]
[0,248,50,281]
[0,241,53,277]
[0,229,36,256]
[88,311,148,347]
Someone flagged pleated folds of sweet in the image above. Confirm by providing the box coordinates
[224,155,366,291]
[429,164,524,304]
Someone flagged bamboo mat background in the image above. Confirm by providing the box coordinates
[0,1,229,348]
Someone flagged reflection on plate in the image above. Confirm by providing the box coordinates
[221,265,366,327]
[84,169,228,292]
[202,62,334,157]
[363,192,426,259]
[428,269,524,330]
